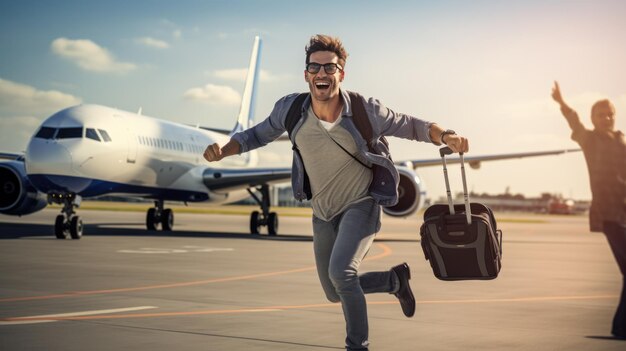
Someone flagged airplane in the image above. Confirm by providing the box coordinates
[0,36,580,239]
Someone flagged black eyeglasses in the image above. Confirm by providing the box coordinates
[306,62,342,74]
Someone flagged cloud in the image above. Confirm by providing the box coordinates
[0,78,82,152]
[136,37,170,49]
[183,84,241,105]
[0,78,82,115]
[0,116,42,152]
[172,30,182,39]
[51,37,136,73]
[213,68,247,81]
[212,68,285,82]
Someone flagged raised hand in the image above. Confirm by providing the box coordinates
[552,81,565,105]
[203,143,224,162]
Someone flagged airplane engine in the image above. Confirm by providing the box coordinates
[382,166,425,218]
[0,161,47,216]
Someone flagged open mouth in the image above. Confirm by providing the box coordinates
[315,81,331,90]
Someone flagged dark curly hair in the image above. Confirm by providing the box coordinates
[305,34,348,68]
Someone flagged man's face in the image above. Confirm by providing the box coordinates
[591,102,616,132]
[304,51,344,102]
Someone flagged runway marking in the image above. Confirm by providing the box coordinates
[117,246,234,254]
[0,243,393,303]
[0,306,157,325]
[411,294,620,304]
[0,294,617,323]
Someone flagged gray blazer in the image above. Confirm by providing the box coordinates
[231,89,435,206]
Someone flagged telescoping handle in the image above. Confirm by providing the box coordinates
[440,146,472,224]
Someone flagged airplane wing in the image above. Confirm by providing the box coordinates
[201,148,581,191]
[397,148,582,169]
[0,152,24,161]
[203,167,292,191]
[197,126,231,135]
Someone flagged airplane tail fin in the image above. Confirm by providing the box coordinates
[230,36,262,136]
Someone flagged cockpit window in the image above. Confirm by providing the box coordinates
[86,128,101,141]
[98,129,112,142]
[56,127,83,139]
[34,127,56,139]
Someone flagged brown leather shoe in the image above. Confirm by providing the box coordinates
[391,263,415,317]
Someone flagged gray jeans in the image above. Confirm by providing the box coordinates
[312,198,396,351]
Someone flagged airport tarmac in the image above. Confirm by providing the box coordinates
[0,208,624,350]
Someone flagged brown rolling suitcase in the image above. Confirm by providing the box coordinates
[419,147,503,280]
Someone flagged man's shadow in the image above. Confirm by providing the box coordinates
[0,221,313,242]
[586,335,626,341]
[0,221,419,242]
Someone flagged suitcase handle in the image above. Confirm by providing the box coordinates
[439,146,454,157]
[440,146,472,224]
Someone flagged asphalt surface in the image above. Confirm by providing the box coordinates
[0,208,624,350]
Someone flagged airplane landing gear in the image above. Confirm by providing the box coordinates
[247,184,278,236]
[49,193,83,240]
[146,200,174,231]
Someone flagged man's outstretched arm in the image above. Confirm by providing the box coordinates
[552,81,584,132]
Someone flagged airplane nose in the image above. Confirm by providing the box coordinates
[25,138,73,176]
[24,138,94,193]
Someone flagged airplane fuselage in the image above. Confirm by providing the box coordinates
[25,104,255,204]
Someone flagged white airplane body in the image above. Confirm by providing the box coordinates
[25,104,255,203]
[0,36,580,239]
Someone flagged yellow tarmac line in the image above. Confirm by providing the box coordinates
[1,294,617,323]
[0,243,393,303]
[0,306,158,325]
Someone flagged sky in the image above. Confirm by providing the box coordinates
[1,0,625,201]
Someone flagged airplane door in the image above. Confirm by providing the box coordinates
[189,134,199,164]
[126,128,137,163]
